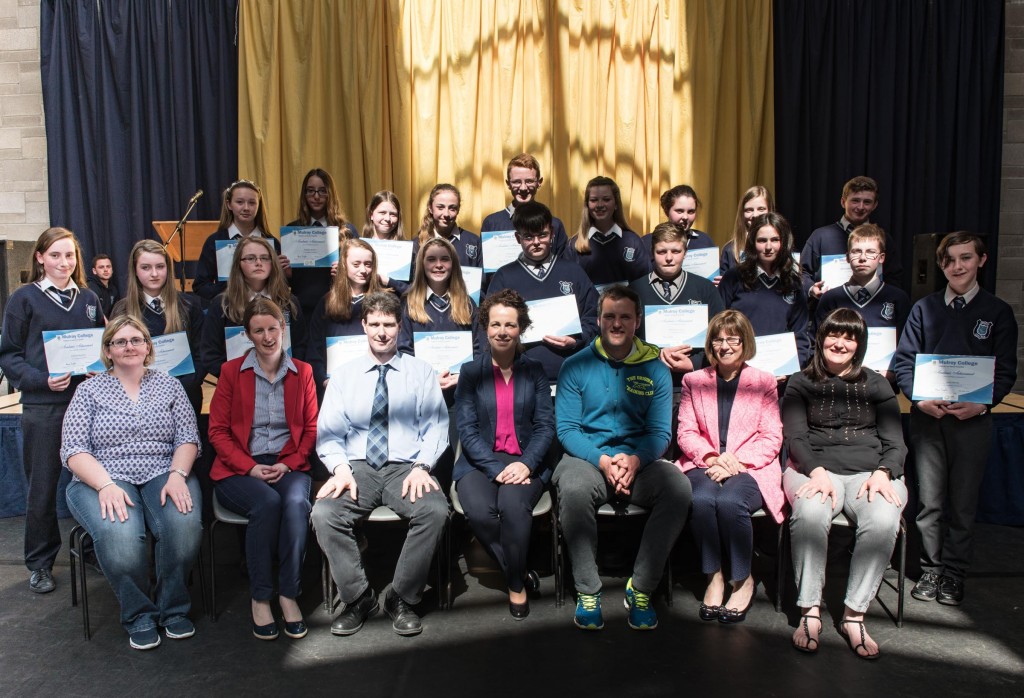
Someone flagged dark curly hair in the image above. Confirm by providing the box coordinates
[478,288,532,335]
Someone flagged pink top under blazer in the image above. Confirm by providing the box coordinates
[675,364,785,522]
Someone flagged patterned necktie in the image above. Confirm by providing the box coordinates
[366,364,390,469]
[532,262,546,279]
[312,220,324,227]
[855,288,871,304]
[952,295,966,311]
[151,298,163,314]
[429,293,450,312]
[49,287,75,308]
[660,280,673,301]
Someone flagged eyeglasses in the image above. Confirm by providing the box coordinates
[849,250,881,260]
[305,187,328,197]
[240,255,272,264]
[509,179,539,188]
[107,337,148,348]
[519,232,551,243]
[711,337,743,348]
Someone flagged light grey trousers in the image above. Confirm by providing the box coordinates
[784,469,907,613]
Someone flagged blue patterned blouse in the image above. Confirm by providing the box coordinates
[60,370,201,485]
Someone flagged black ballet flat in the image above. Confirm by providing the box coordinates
[509,600,530,620]
[698,603,720,622]
[718,600,753,624]
[524,570,541,595]
[283,619,307,639]
[252,620,279,641]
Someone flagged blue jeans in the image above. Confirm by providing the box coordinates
[215,470,311,600]
[66,474,203,634]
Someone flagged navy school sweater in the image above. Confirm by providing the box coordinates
[480,207,569,257]
[642,229,715,259]
[815,282,911,335]
[0,283,105,405]
[487,257,599,382]
[629,272,725,370]
[193,229,283,302]
[893,287,1018,405]
[718,268,811,367]
[563,230,652,286]
[800,222,903,295]
[398,296,485,359]
[412,228,483,270]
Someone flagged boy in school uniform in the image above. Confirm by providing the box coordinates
[487,201,598,383]
[893,232,1018,606]
[802,176,902,301]
[815,224,911,337]
[629,222,724,374]
[481,153,569,257]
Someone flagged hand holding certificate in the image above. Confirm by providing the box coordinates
[42,328,105,376]
[414,331,473,374]
[912,354,996,404]
[820,254,853,290]
[521,296,582,345]
[746,332,800,378]
[280,226,340,268]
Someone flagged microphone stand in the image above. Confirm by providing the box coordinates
[164,193,202,292]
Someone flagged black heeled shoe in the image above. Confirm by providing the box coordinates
[252,620,279,640]
[698,603,720,622]
[509,599,530,620]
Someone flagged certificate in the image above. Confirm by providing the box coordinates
[215,240,239,281]
[911,354,996,404]
[747,332,800,378]
[481,229,521,272]
[414,331,473,374]
[682,247,720,281]
[863,327,897,373]
[366,239,413,282]
[326,335,367,377]
[42,328,105,376]
[224,325,293,362]
[644,305,708,348]
[821,254,852,289]
[280,226,340,268]
[150,332,195,377]
[461,266,482,304]
[521,295,582,344]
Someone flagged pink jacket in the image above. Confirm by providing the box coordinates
[676,364,785,522]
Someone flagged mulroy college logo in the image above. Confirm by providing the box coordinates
[974,320,993,340]
[86,304,97,321]
[880,302,895,321]
[559,281,574,295]
[624,247,636,262]
[782,291,796,305]
[465,244,478,259]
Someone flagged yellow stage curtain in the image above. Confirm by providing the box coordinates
[238,0,773,244]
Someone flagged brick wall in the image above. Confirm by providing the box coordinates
[1003,1,1024,391]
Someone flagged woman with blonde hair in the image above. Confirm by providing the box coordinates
[719,185,775,276]
[566,175,650,286]
[414,183,482,269]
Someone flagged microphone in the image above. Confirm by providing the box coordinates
[188,189,204,205]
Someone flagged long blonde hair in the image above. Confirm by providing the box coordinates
[30,227,87,288]
[218,179,271,236]
[405,238,472,326]
[117,240,185,333]
[324,239,389,321]
[223,237,295,325]
[574,176,630,255]
[416,183,461,246]
[730,185,775,260]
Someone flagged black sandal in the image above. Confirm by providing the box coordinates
[839,619,881,660]
[792,613,821,654]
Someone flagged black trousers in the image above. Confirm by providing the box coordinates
[23,403,69,571]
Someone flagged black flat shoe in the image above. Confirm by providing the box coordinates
[524,570,541,595]
[252,620,279,641]
[509,600,530,620]
[698,603,720,622]
[283,619,307,639]
[718,599,753,624]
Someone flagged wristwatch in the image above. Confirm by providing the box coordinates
[412,463,431,473]
[875,466,893,480]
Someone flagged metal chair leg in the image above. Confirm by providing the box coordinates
[897,518,906,628]
[209,519,219,622]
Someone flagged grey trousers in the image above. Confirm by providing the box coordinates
[784,468,907,613]
[552,455,692,595]
[311,460,448,605]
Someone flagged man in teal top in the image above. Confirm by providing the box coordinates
[553,285,692,631]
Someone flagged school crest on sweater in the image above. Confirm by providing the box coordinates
[880,302,895,321]
[623,247,637,262]
[974,320,993,340]
[465,244,478,259]
[559,281,574,295]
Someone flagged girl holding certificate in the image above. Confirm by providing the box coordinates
[414,184,482,270]
[398,238,482,401]
[209,298,318,641]
[782,309,907,659]
[719,186,775,277]
[112,240,205,416]
[675,310,783,624]
[362,190,406,241]
[62,316,202,650]
[565,176,651,286]
[0,227,104,594]
[200,237,305,377]
[286,168,359,321]
[306,239,392,390]
[193,179,283,303]
[453,289,556,619]
[718,212,811,371]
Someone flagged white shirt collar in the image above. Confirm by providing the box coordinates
[945,282,980,306]
[144,292,161,306]
[37,278,78,293]
[435,229,461,241]
[228,223,263,240]
[587,223,622,239]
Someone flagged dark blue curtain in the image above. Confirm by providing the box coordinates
[773,0,1005,290]
[41,0,238,282]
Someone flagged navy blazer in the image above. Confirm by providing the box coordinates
[453,351,556,483]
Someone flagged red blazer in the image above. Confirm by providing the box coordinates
[675,364,785,522]
[209,354,319,481]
